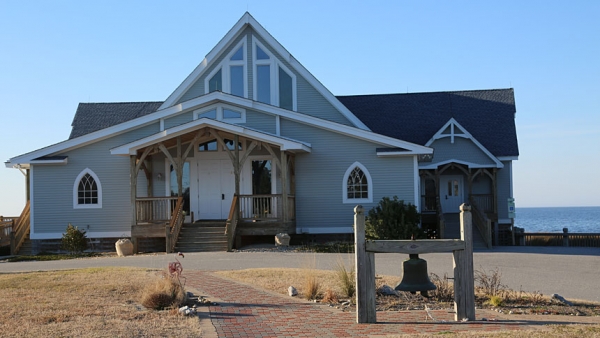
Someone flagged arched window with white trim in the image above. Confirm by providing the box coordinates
[343,162,373,204]
[73,168,102,209]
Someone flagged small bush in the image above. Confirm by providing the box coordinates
[321,289,339,304]
[429,273,454,302]
[335,260,355,298]
[141,273,187,310]
[475,267,506,297]
[488,295,504,307]
[303,272,321,301]
[365,196,423,240]
[61,224,88,254]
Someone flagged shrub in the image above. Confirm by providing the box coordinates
[61,224,88,254]
[475,267,506,297]
[141,273,187,310]
[365,196,423,240]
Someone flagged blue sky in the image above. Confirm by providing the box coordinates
[1,1,599,215]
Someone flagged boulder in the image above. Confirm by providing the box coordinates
[377,284,398,296]
[288,286,298,297]
[115,239,133,257]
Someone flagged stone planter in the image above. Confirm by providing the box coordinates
[115,239,133,256]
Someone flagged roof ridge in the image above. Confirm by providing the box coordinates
[336,88,513,98]
[78,101,164,105]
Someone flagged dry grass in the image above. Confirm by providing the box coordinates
[140,272,187,310]
[0,267,203,337]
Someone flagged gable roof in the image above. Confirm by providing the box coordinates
[159,12,370,130]
[336,88,519,157]
[70,102,163,139]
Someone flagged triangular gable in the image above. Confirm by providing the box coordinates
[422,118,503,169]
[159,12,369,131]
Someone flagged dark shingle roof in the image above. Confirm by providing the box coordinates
[69,102,163,139]
[337,89,518,157]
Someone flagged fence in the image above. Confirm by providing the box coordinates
[515,228,600,247]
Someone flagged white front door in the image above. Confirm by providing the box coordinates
[197,159,235,219]
[440,175,464,213]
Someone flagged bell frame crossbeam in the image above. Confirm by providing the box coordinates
[354,203,475,324]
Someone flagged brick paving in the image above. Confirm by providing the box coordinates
[184,270,600,337]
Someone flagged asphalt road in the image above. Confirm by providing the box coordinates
[1,246,599,303]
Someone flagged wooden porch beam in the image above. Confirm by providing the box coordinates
[281,150,288,223]
[263,143,282,168]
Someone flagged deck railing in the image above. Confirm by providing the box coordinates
[421,195,437,213]
[469,196,492,248]
[0,220,14,247]
[516,229,600,247]
[166,197,184,253]
[470,194,494,213]
[136,197,180,224]
[238,194,295,221]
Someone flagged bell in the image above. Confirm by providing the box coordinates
[395,254,437,297]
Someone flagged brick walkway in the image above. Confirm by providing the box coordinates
[183,271,600,337]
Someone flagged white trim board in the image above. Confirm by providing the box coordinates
[425,118,503,168]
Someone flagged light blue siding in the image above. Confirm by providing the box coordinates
[430,137,496,166]
[496,161,513,222]
[31,123,160,236]
[243,109,276,134]
[280,119,416,232]
[164,111,194,129]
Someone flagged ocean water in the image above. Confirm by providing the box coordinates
[514,206,600,233]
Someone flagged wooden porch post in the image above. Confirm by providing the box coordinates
[130,155,138,253]
[26,169,30,201]
[280,151,288,224]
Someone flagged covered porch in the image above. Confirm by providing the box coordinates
[110,118,310,252]
[420,162,500,248]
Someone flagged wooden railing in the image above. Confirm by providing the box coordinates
[470,194,494,213]
[136,197,179,224]
[238,194,295,221]
[10,201,31,255]
[469,197,492,249]
[0,219,15,248]
[516,230,600,247]
[166,197,184,253]
[421,195,437,212]
[225,195,239,252]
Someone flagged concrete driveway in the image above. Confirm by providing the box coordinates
[1,246,599,302]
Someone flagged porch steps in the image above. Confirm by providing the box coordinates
[443,213,489,250]
[174,221,228,252]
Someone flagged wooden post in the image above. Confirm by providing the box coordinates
[130,155,139,253]
[354,205,376,323]
[563,228,569,247]
[453,203,475,321]
[280,151,288,224]
[166,225,172,253]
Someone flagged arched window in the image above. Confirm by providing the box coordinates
[73,168,102,209]
[343,162,373,204]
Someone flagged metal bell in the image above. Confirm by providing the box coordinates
[395,254,437,297]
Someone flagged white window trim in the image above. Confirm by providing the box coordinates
[342,161,373,204]
[73,168,102,209]
[193,103,246,123]
[204,39,247,98]
[252,36,297,111]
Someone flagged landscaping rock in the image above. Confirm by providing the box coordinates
[288,286,298,296]
[377,284,398,296]
[275,233,291,246]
